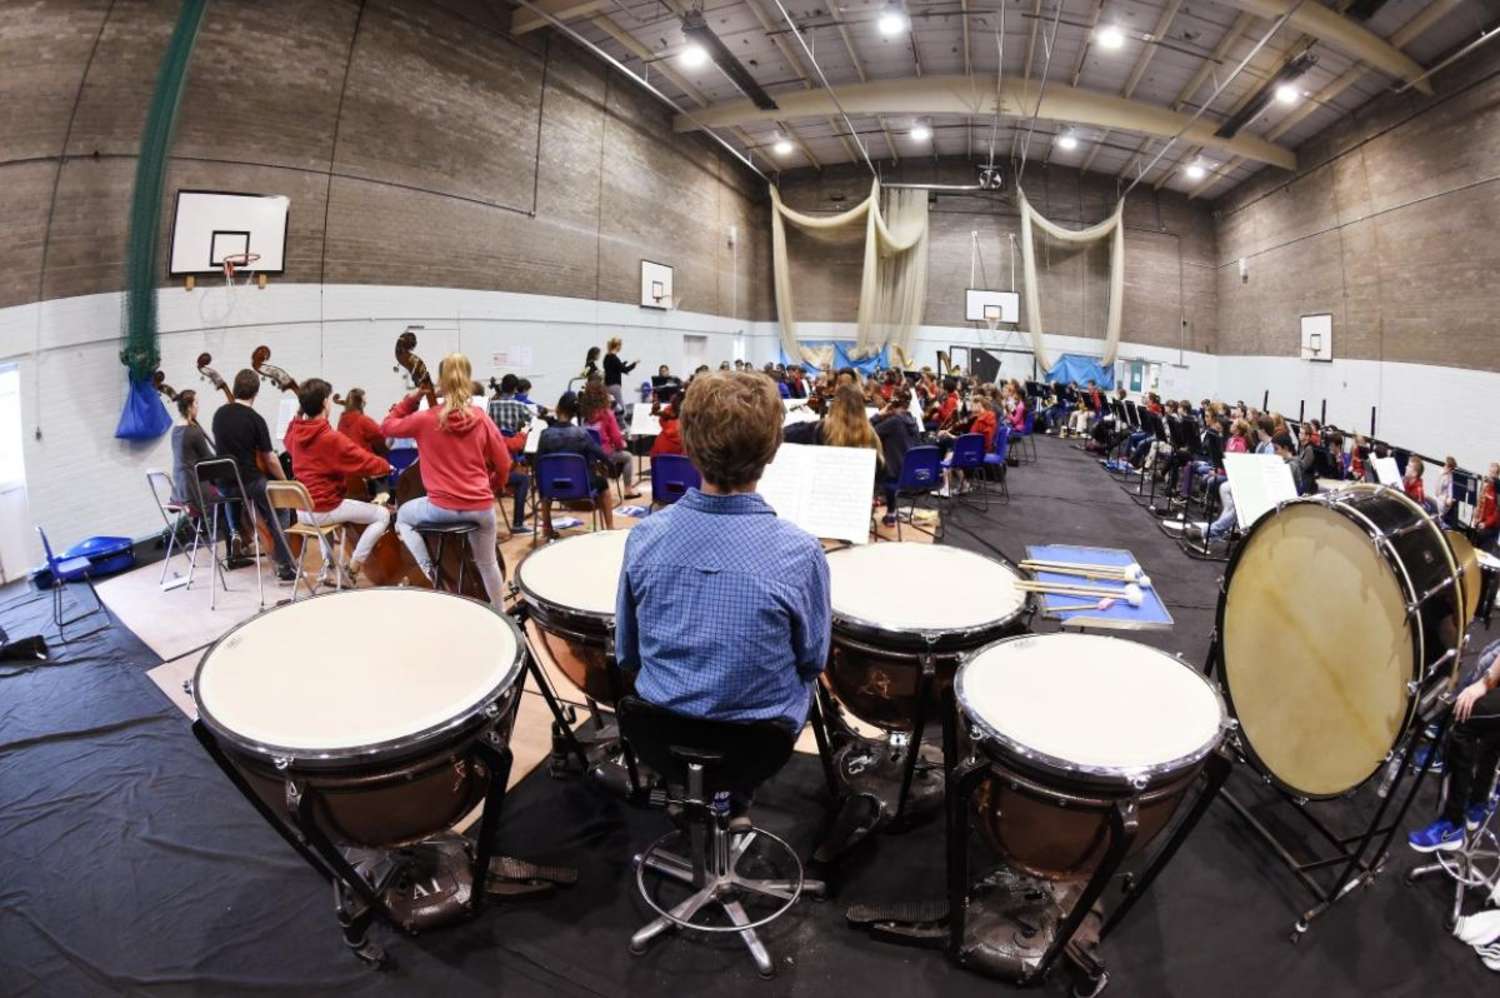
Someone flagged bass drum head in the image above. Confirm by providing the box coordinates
[1222,501,1414,798]
[1447,530,1482,629]
[195,588,523,762]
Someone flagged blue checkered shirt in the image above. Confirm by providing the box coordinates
[488,396,532,434]
[615,489,831,732]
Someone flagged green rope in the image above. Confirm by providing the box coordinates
[119,0,207,381]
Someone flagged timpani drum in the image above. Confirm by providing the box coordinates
[1219,484,1466,799]
[192,588,525,848]
[514,530,632,707]
[956,633,1228,880]
[825,543,1032,731]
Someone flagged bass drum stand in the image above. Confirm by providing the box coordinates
[1200,628,1450,942]
[191,704,575,969]
[847,689,1232,997]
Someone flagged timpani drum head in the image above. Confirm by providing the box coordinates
[194,589,523,759]
[515,529,629,616]
[957,634,1225,779]
[827,543,1028,636]
[1222,501,1414,798]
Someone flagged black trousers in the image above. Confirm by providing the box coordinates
[1442,686,1500,824]
[223,477,295,569]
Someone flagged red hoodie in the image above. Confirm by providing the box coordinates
[337,409,386,456]
[284,416,391,512]
[380,396,512,511]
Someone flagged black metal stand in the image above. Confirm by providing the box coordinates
[1202,631,1446,940]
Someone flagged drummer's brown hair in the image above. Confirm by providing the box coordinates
[680,371,782,491]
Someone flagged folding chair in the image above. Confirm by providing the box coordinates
[535,453,602,536]
[265,480,347,602]
[146,468,199,591]
[192,458,261,611]
[982,424,1011,503]
[35,527,107,641]
[890,445,942,541]
[649,454,700,509]
[1016,409,1037,463]
[942,433,988,511]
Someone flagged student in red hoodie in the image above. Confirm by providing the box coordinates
[381,354,511,606]
[335,388,388,457]
[284,379,393,584]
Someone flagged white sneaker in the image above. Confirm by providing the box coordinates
[1455,909,1500,946]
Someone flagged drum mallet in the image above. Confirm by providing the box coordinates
[1017,580,1145,608]
[1021,560,1151,587]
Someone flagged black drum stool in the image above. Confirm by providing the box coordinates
[618,696,825,978]
[417,522,477,594]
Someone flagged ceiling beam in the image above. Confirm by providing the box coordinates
[1079,0,1182,173]
[673,74,1298,169]
[740,0,854,166]
[1215,0,1431,93]
[1186,0,1458,197]
[511,0,609,36]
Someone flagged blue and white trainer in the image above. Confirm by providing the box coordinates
[1408,819,1464,853]
[1468,795,1500,832]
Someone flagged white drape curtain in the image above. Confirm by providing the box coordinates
[1017,188,1126,371]
[770,180,930,366]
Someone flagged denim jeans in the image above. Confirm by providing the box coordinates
[395,498,504,607]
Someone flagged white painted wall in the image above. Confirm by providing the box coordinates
[6,283,1496,566]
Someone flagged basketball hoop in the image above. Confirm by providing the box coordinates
[221,252,261,287]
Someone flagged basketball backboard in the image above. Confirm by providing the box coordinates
[169,190,289,276]
[965,288,1019,324]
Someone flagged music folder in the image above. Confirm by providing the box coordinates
[756,443,876,545]
[1223,452,1298,532]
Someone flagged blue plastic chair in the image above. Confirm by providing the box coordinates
[1016,409,1037,463]
[585,426,604,448]
[535,452,600,535]
[891,445,943,541]
[942,433,988,511]
[36,526,107,640]
[650,454,701,509]
[982,424,1012,503]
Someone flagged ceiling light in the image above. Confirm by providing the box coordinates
[773,137,794,156]
[910,121,931,142]
[1057,133,1079,151]
[1185,162,1207,181]
[878,10,907,36]
[1095,25,1126,49]
[680,43,709,69]
[1275,83,1300,105]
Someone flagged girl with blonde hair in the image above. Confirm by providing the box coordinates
[381,353,514,606]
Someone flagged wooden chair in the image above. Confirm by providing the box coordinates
[265,481,346,602]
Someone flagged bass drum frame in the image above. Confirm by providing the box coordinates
[1206,484,1465,940]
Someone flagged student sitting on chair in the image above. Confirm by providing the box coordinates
[335,388,388,458]
[579,381,641,500]
[212,370,297,582]
[380,353,511,607]
[615,372,830,776]
[170,389,248,569]
[537,392,616,539]
[1410,643,1500,852]
[284,378,392,586]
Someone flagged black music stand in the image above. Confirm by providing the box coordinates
[1198,627,1448,941]
[848,686,1231,994]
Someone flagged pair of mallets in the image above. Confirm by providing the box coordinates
[1017,559,1152,609]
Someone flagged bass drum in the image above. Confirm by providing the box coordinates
[513,530,633,707]
[192,588,526,848]
[1219,484,1465,800]
[957,633,1227,880]
[824,543,1032,731]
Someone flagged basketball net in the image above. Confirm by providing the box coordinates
[222,252,261,290]
[198,252,260,329]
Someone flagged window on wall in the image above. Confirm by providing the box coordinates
[0,366,24,489]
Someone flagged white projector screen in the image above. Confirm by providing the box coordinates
[169,190,290,275]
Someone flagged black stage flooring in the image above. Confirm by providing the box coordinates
[0,435,1486,996]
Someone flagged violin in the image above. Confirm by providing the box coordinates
[196,353,235,405]
[251,345,298,393]
[394,329,437,406]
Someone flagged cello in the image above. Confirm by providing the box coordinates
[196,353,235,405]
[387,333,505,600]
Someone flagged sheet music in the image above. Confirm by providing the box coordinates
[274,397,299,443]
[1223,452,1298,531]
[783,403,820,427]
[629,402,661,437]
[524,428,542,455]
[865,406,880,421]
[908,390,925,426]
[756,443,876,544]
[1373,456,1401,486]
